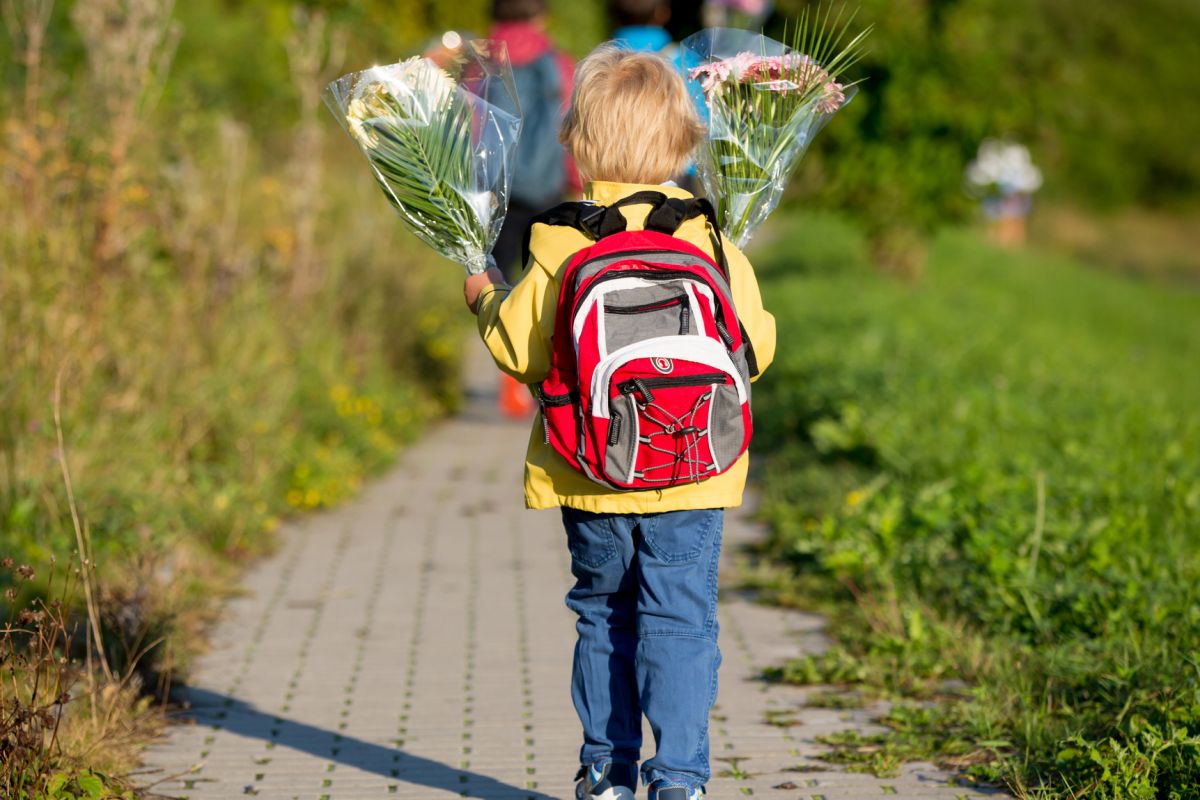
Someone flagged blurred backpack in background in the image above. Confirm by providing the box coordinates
[506,52,568,209]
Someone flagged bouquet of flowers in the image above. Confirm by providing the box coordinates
[682,9,870,248]
[325,41,521,274]
[965,139,1043,204]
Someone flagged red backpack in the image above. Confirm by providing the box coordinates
[525,191,758,491]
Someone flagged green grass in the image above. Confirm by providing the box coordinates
[748,213,1200,798]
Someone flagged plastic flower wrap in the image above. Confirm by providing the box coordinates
[325,41,521,274]
[683,13,869,248]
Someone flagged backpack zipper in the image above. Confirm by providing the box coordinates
[715,319,735,349]
[603,294,686,314]
[538,387,575,444]
[574,268,739,349]
[617,372,728,398]
[573,268,706,318]
[607,412,622,446]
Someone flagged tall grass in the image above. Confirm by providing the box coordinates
[1,0,463,791]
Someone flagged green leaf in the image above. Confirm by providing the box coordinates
[76,773,105,799]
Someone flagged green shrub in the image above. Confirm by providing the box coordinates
[773,0,1200,231]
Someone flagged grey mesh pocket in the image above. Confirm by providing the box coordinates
[603,394,639,485]
[603,284,692,353]
[708,384,746,471]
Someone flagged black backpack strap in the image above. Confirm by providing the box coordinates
[645,196,729,278]
[521,200,630,269]
[612,191,729,277]
[520,190,729,276]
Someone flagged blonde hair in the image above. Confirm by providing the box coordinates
[560,45,705,184]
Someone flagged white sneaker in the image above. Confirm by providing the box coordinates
[574,761,636,800]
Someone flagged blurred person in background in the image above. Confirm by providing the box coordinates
[488,0,581,283]
[702,0,774,29]
[487,0,581,418]
[611,0,677,60]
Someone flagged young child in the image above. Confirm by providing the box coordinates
[464,46,776,800]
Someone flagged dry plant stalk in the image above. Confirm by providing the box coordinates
[285,6,346,300]
[71,0,180,267]
[2,0,55,220]
[1,0,53,121]
[156,117,251,299]
[216,118,250,280]
[53,367,114,689]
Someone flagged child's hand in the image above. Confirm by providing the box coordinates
[463,267,507,314]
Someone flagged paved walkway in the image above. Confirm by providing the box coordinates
[142,349,1003,800]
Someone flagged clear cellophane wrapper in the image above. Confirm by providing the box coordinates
[325,40,522,274]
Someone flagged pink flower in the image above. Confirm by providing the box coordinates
[689,61,732,96]
[691,50,846,112]
[744,55,784,81]
[815,82,846,114]
[726,52,761,81]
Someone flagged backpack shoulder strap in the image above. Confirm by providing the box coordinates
[520,200,629,270]
[521,191,729,275]
[640,195,728,276]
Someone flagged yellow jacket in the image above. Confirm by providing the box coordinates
[476,181,776,512]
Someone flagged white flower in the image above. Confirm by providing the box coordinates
[345,57,459,147]
[966,139,1043,195]
[346,91,385,148]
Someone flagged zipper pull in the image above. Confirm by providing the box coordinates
[607,413,622,446]
[537,382,550,444]
[632,378,654,404]
[716,319,735,349]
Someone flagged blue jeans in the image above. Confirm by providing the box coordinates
[561,507,724,792]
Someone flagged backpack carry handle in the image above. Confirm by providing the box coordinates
[520,191,729,276]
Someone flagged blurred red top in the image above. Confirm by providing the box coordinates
[488,21,583,195]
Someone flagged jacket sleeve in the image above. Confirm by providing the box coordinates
[475,256,559,384]
[723,240,776,381]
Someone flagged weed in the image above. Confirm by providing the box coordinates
[0,557,150,798]
[803,690,869,710]
[716,757,752,780]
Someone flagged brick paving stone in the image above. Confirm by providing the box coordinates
[142,348,1008,800]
